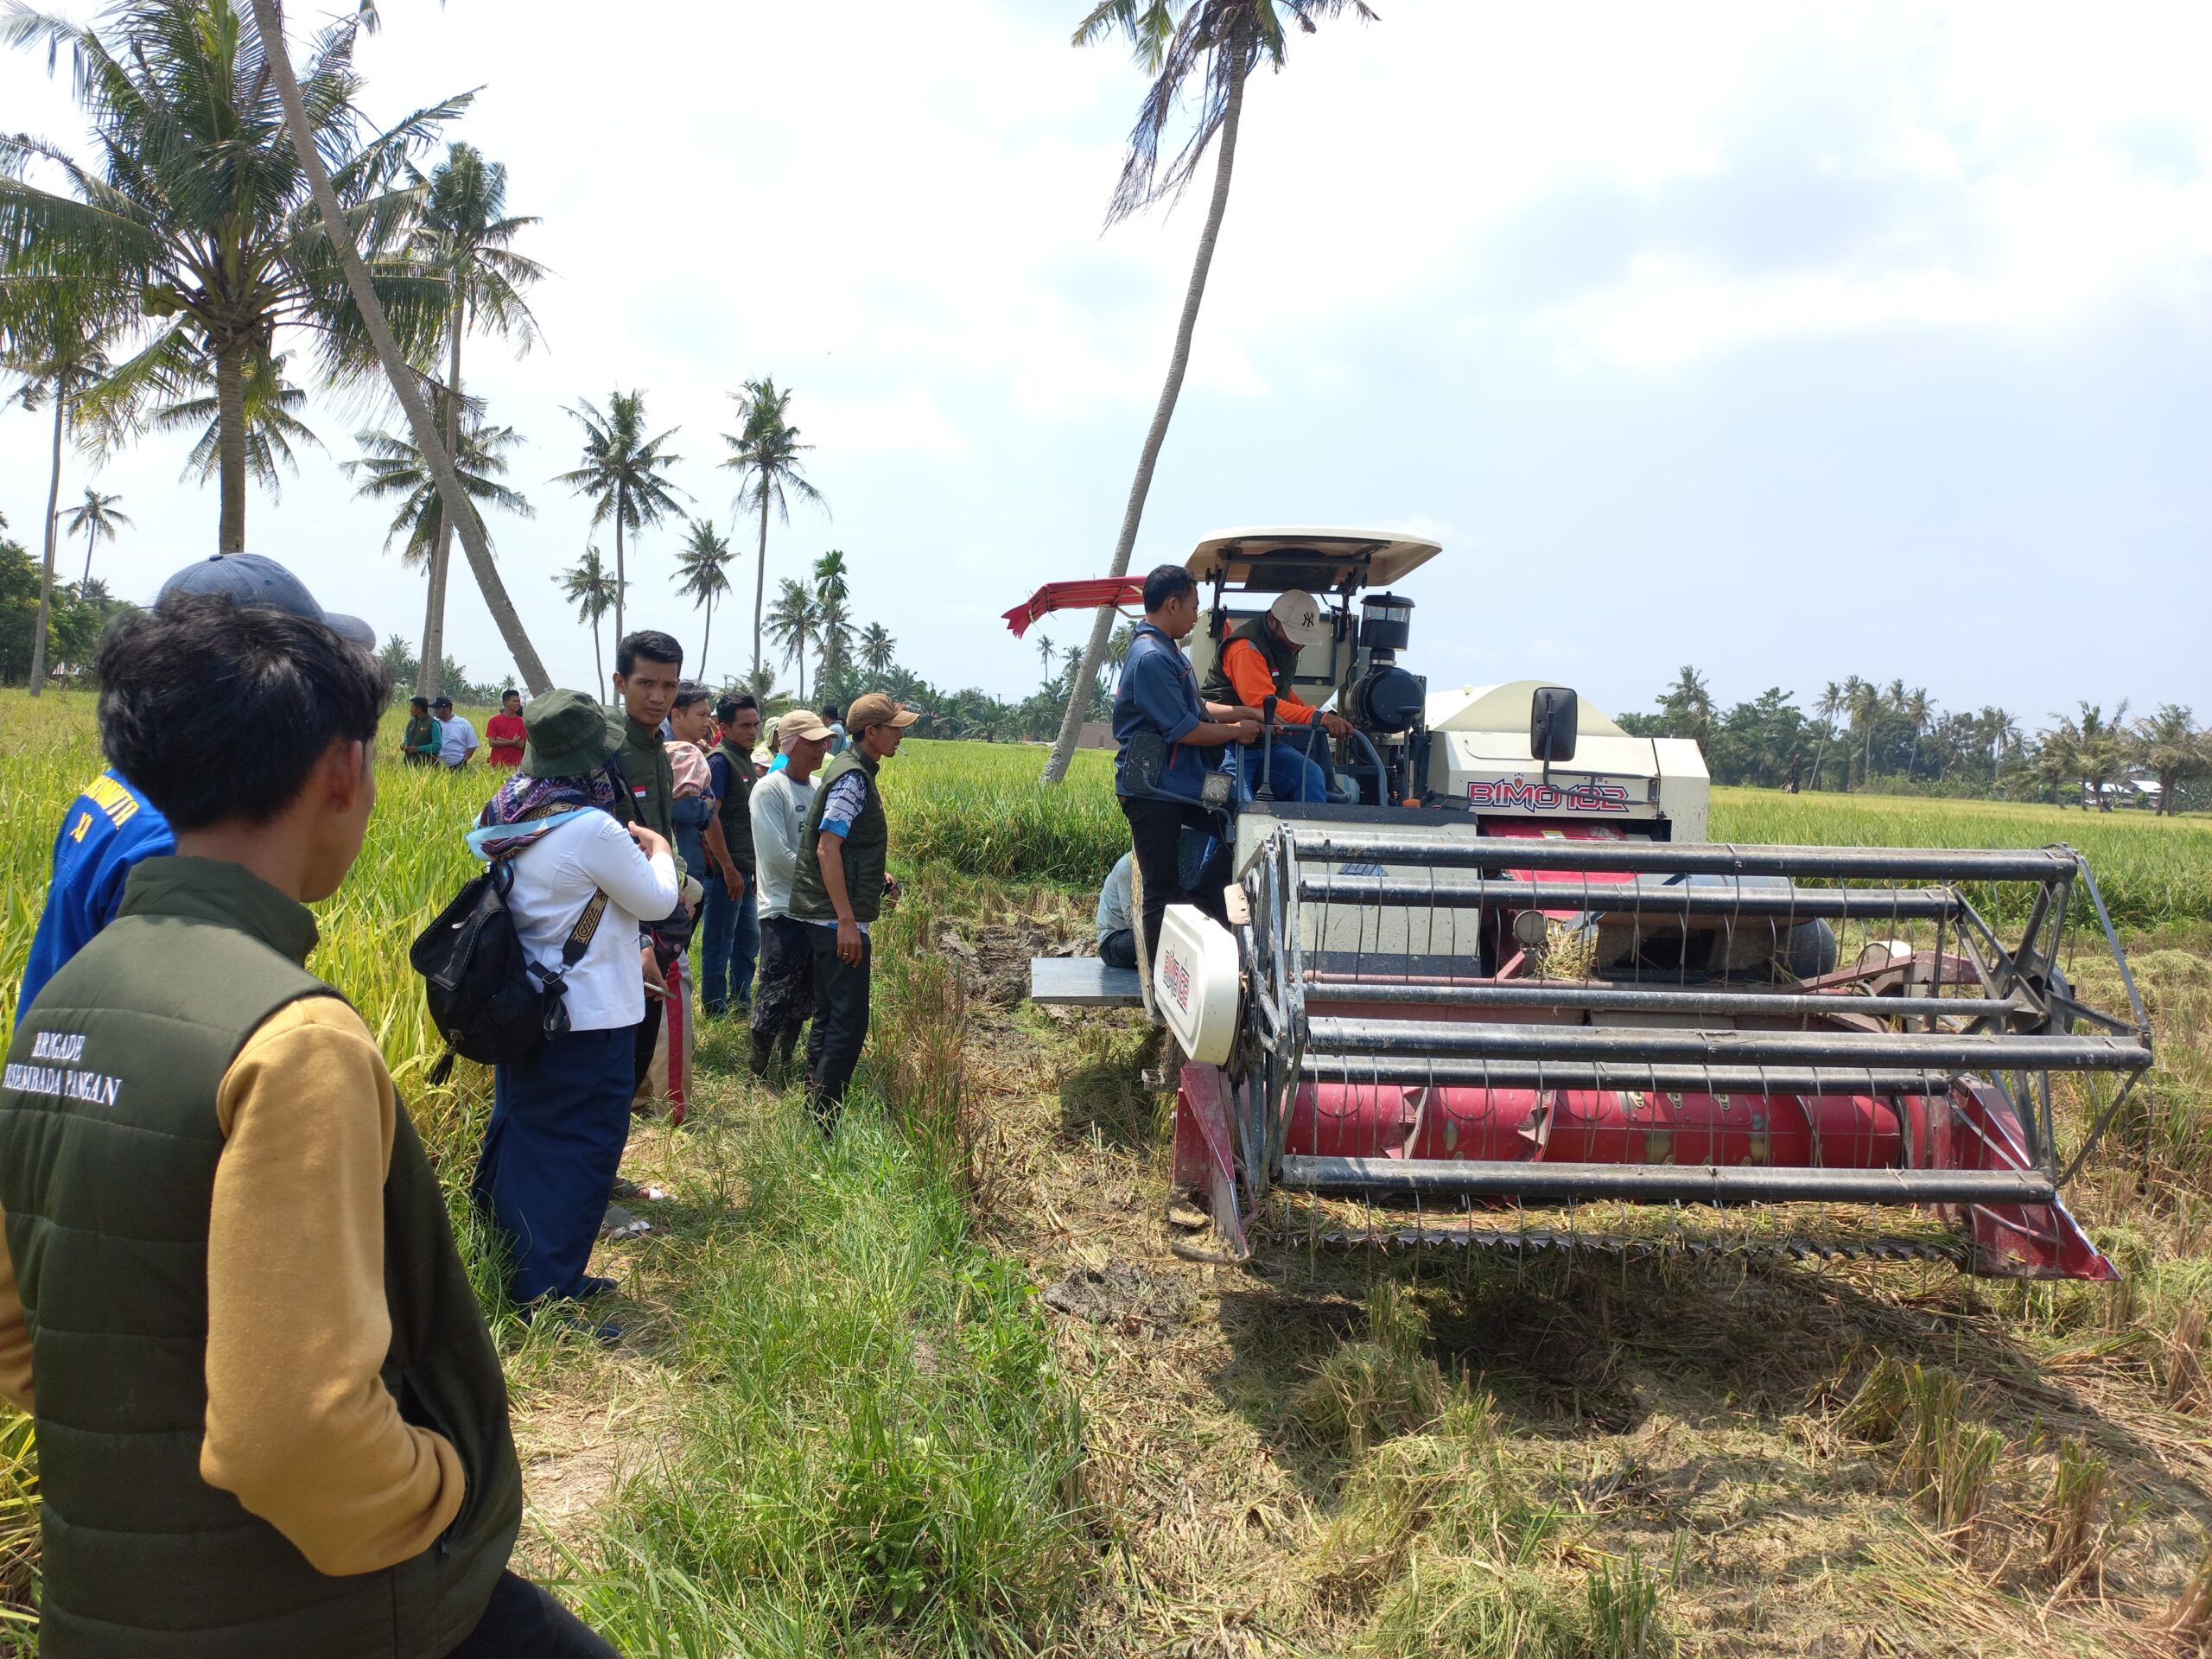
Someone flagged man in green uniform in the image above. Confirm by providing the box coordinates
[702,692,761,1015]
[401,694,442,766]
[0,594,613,1656]
[788,691,918,1130]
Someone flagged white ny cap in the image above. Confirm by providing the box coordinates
[1268,589,1326,647]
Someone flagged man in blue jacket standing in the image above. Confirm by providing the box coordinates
[1112,563,1260,963]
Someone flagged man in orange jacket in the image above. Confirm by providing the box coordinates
[1201,589,1352,803]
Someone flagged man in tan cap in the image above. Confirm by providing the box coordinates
[786,692,918,1128]
[747,707,833,1081]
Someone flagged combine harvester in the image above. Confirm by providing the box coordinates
[1014,530,2152,1278]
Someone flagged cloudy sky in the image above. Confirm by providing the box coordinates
[3,0,2208,725]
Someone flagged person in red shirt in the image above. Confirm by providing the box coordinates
[485,688,528,768]
[1203,589,1352,802]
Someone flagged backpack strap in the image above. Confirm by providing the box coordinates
[559,891,612,968]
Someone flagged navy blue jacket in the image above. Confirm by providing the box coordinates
[1113,620,1223,802]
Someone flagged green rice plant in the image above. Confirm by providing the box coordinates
[1585,1552,1672,1659]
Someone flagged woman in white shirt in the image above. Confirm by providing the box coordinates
[467,690,678,1326]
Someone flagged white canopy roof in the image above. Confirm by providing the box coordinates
[1184,527,1443,591]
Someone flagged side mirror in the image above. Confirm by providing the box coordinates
[1530,685,1579,765]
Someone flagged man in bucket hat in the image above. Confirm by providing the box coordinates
[786,692,917,1130]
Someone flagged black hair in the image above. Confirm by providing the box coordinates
[822,703,842,723]
[99,594,390,831]
[500,686,520,703]
[715,691,759,724]
[615,630,683,676]
[409,695,429,711]
[672,680,712,713]
[1142,563,1196,612]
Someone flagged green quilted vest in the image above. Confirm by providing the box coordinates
[608,716,674,839]
[0,857,521,1659]
[789,747,888,925]
[1199,613,1300,709]
[715,737,759,877]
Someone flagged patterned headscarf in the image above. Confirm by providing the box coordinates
[469,766,620,861]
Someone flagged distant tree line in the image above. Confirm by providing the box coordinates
[1618,668,2210,814]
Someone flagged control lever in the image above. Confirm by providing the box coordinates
[1256,695,1279,802]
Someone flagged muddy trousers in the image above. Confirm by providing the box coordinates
[804,925,873,1130]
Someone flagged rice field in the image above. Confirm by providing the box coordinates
[1,695,2209,1653]
[882,737,2212,931]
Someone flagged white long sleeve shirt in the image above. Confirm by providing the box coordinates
[503,810,679,1031]
[747,770,816,919]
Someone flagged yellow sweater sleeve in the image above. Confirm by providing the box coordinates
[0,1205,32,1414]
[200,998,467,1576]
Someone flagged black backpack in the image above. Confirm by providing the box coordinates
[412,855,609,1085]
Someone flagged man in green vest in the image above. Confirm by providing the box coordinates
[0,595,614,1656]
[607,628,688,1095]
[788,690,918,1130]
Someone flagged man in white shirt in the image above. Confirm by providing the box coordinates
[433,696,479,768]
[747,708,832,1081]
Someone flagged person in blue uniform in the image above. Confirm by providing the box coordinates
[12,552,374,1030]
[14,771,175,1029]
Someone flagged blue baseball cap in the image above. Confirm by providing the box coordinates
[156,553,377,650]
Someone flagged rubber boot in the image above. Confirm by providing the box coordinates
[748,1030,774,1080]
[774,1026,799,1084]
[805,1077,840,1138]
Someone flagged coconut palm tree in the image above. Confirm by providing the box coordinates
[674,518,734,685]
[815,590,854,692]
[1659,664,1714,742]
[409,141,544,700]
[0,0,461,552]
[556,391,685,647]
[236,0,550,691]
[766,576,821,703]
[1980,705,2021,785]
[60,485,129,590]
[2045,701,2131,811]
[2132,705,2206,817]
[345,419,534,569]
[1847,676,1883,786]
[858,620,896,677]
[1900,685,1933,779]
[1042,0,1376,783]
[562,545,621,702]
[0,296,114,696]
[150,349,322,498]
[722,378,825,686]
[813,548,850,607]
[1808,680,1845,790]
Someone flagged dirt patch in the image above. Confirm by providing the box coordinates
[508,1389,676,1575]
[1043,1261,1194,1334]
[930,896,1093,1007]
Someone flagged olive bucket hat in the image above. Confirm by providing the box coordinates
[522,689,626,779]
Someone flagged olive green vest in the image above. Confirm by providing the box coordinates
[0,858,521,1659]
[1199,613,1300,709]
[789,747,888,925]
[715,737,759,877]
[608,717,674,839]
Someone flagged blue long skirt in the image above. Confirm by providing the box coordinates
[474,1023,636,1304]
